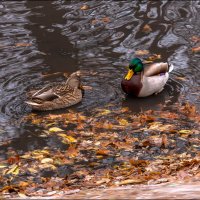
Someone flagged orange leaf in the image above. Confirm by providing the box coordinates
[192,46,200,53]
[96,149,110,156]
[15,43,32,47]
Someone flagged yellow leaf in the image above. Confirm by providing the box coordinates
[0,163,7,168]
[41,158,54,164]
[58,134,77,143]
[6,164,19,175]
[96,109,111,116]
[135,49,149,56]
[119,119,129,126]
[179,130,192,134]
[49,127,64,133]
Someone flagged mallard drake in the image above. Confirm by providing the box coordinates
[25,71,83,111]
[121,58,174,97]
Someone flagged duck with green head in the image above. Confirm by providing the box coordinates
[121,58,174,97]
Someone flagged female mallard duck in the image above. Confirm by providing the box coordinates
[25,71,83,111]
[121,58,174,97]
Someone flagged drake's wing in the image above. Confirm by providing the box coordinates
[144,63,169,77]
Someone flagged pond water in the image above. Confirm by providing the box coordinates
[0,1,199,153]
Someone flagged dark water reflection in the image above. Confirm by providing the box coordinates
[0,1,199,150]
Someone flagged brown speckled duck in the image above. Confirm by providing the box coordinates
[25,71,83,111]
[121,58,174,97]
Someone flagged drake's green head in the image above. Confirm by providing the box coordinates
[125,58,144,80]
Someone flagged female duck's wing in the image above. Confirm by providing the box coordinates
[31,81,71,101]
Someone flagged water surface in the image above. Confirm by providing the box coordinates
[0,0,199,152]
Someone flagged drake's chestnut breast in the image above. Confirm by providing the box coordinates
[121,74,143,96]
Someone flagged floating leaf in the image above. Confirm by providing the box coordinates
[18,181,29,188]
[66,145,79,158]
[142,24,152,33]
[96,109,111,116]
[192,46,200,53]
[119,119,129,126]
[80,5,89,10]
[0,163,7,168]
[135,49,149,56]
[96,149,110,156]
[191,35,200,42]
[58,134,77,143]
[41,158,54,164]
[179,130,192,134]
[15,43,32,47]
[117,178,145,185]
[101,17,110,23]
[49,127,64,133]
[6,164,19,175]
[96,178,110,185]
[175,76,187,81]
[146,54,161,61]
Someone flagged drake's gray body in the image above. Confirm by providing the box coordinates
[121,62,174,97]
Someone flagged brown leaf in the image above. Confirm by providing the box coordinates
[142,24,152,33]
[101,17,110,23]
[18,181,29,188]
[175,76,187,81]
[96,178,110,185]
[161,134,168,148]
[129,159,149,167]
[191,36,200,42]
[66,145,79,158]
[117,178,145,185]
[80,5,89,10]
[146,54,161,61]
[8,155,20,164]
